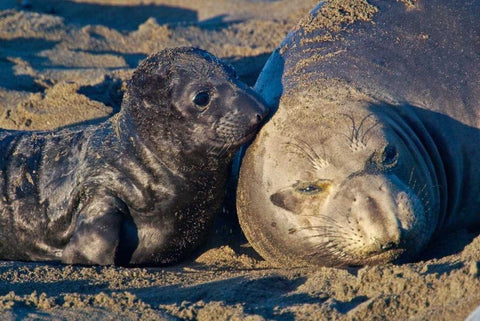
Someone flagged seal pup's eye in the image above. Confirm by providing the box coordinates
[193,91,211,110]
[381,144,398,169]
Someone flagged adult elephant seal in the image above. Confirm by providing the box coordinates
[0,47,268,266]
[237,0,480,267]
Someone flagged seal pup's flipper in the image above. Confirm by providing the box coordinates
[62,194,129,265]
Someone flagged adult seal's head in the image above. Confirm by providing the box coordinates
[237,0,480,267]
[239,102,436,267]
[122,47,268,163]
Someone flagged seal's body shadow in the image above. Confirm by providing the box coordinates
[8,1,198,31]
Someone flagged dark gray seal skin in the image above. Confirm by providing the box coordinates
[0,47,268,266]
[237,0,480,267]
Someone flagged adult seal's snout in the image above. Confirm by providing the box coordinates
[0,47,267,266]
[237,0,480,267]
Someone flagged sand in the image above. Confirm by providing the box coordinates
[0,0,479,320]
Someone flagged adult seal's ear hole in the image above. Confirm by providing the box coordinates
[0,47,268,266]
[369,144,399,173]
[380,144,398,169]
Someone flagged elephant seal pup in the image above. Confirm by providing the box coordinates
[237,0,480,267]
[0,47,268,266]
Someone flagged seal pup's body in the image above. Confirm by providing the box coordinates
[0,47,267,266]
[237,0,480,267]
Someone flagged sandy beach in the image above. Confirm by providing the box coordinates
[0,0,479,320]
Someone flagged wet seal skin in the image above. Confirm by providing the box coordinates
[237,0,480,267]
[0,47,268,266]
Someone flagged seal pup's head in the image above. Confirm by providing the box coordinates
[238,91,439,267]
[122,47,268,162]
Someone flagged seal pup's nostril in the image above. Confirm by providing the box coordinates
[251,111,266,126]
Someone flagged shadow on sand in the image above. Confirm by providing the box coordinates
[18,0,198,31]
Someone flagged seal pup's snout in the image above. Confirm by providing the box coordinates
[241,91,270,128]
[216,88,269,148]
[254,96,270,125]
[253,108,268,126]
[248,108,266,128]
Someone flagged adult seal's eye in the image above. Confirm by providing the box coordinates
[296,183,323,195]
[381,144,398,168]
[193,91,211,110]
